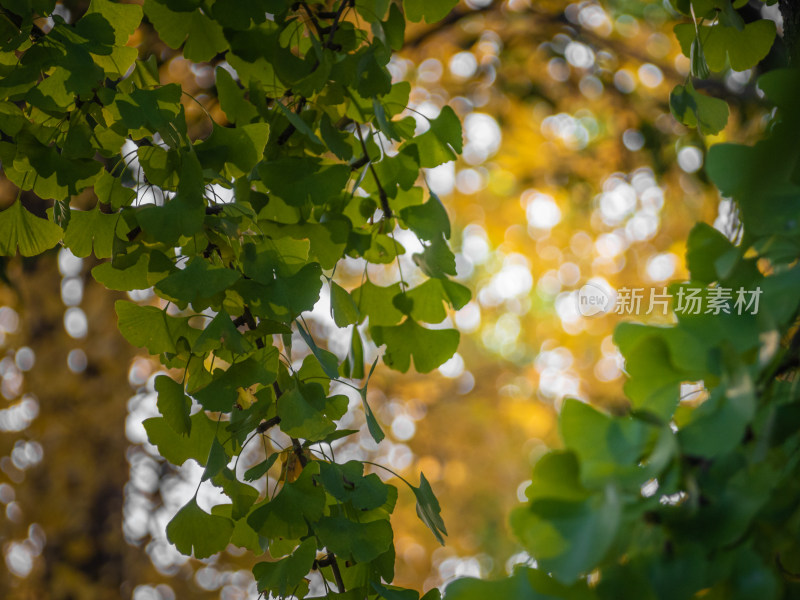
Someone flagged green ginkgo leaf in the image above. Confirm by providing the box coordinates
[315,515,393,563]
[413,237,457,279]
[331,281,361,327]
[669,81,729,135]
[115,300,191,355]
[403,0,458,24]
[215,66,259,125]
[63,206,118,259]
[144,411,229,468]
[143,0,228,62]
[398,278,471,324]
[155,259,241,305]
[166,497,234,559]
[195,122,270,177]
[352,280,405,326]
[401,106,462,168]
[154,374,192,436]
[247,462,325,540]
[193,346,279,412]
[372,319,459,374]
[411,472,447,545]
[675,20,776,72]
[0,200,62,257]
[400,192,451,241]
[359,358,385,443]
[253,538,316,596]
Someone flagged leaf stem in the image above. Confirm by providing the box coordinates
[362,460,414,489]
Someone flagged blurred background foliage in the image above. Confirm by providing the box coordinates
[0,0,784,597]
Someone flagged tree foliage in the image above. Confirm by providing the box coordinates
[0,0,468,597]
[1,0,799,598]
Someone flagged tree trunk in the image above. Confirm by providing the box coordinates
[780,0,800,64]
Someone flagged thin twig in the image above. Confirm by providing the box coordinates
[325,0,353,49]
[300,2,326,39]
[355,126,392,218]
[328,554,346,593]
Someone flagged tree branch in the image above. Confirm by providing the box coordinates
[299,2,326,40]
[324,0,353,50]
[355,126,392,218]
[328,554,346,593]
[780,0,800,64]
[257,415,281,433]
[314,553,347,593]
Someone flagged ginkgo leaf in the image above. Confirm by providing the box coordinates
[274,101,323,146]
[352,280,405,326]
[398,278,471,324]
[509,486,621,584]
[236,263,323,322]
[193,346,279,412]
[195,122,270,177]
[212,469,259,520]
[154,375,191,436]
[94,170,136,209]
[247,462,325,539]
[411,472,447,545]
[155,259,241,305]
[92,252,151,291]
[86,0,142,44]
[244,453,279,482]
[113,84,184,140]
[669,81,729,135]
[403,0,458,24]
[674,20,776,72]
[258,157,350,207]
[318,461,390,510]
[320,113,353,160]
[277,383,347,442]
[359,358,385,443]
[296,321,340,379]
[330,281,361,327]
[253,538,316,596]
[166,497,234,559]
[401,106,462,168]
[413,237,457,279]
[0,200,63,257]
[202,438,229,481]
[143,411,221,467]
[400,193,451,241]
[143,0,228,62]
[63,206,118,258]
[372,581,420,600]
[343,326,366,380]
[215,66,258,125]
[315,515,393,563]
[115,300,190,355]
[193,309,252,354]
[372,319,459,373]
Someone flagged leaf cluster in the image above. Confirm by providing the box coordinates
[0,0,467,596]
[668,0,776,134]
